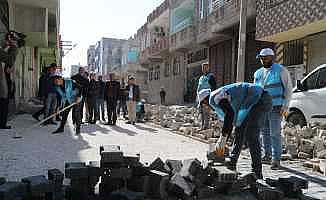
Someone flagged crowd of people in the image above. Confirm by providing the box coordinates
[32,65,144,135]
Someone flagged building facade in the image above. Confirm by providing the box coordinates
[1,0,60,111]
[87,45,96,72]
[256,0,326,83]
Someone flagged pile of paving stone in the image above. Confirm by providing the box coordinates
[282,122,326,175]
[0,145,310,200]
[145,104,223,143]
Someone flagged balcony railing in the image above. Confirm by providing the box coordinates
[170,26,195,51]
[209,0,240,24]
[139,37,169,64]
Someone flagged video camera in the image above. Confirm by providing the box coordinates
[6,30,26,48]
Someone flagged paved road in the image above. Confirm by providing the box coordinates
[0,114,325,199]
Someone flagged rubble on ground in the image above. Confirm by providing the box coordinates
[0,145,311,200]
[145,104,326,177]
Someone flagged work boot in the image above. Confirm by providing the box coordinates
[262,155,272,165]
[52,128,64,134]
[270,160,281,170]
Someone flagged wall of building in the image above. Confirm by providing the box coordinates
[307,31,326,72]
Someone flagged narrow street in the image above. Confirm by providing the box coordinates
[1,114,326,199]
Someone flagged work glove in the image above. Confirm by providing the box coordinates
[215,136,227,156]
[280,107,289,118]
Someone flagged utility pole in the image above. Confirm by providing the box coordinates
[236,0,247,82]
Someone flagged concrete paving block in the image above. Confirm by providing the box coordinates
[0,178,5,186]
[298,152,312,159]
[100,145,124,164]
[109,167,132,179]
[143,170,169,198]
[0,182,27,200]
[317,149,326,159]
[278,176,308,198]
[148,157,169,173]
[48,169,64,184]
[211,166,238,184]
[256,180,284,200]
[165,159,183,175]
[124,153,141,167]
[108,190,145,200]
[180,158,202,180]
[65,162,88,179]
[170,173,195,196]
[21,175,53,197]
[286,144,298,158]
[300,139,314,154]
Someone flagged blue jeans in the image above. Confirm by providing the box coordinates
[261,106,282,161]
[45,93,57,120]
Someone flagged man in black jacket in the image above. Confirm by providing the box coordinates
[104,73,120,125]
[87,73,99,124]
[71,67,89,122]
[96,75,106,121]
[126,76,140,125]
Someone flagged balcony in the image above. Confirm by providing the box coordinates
[209,0,256,34]
[256,0,326,42]
[151,36,169,55]
[170,26,195,52]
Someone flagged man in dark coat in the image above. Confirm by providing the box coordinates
[87,73,100,124]
[104,73,120,125]
[96,75,106,121]
[71,67,89,122]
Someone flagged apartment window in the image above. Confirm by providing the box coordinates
[154,65,160,80]
[283,40,304,66]
[148,68,154,81]
[173,58,181,76]
[199,0,204,19]
[164,62,170,77]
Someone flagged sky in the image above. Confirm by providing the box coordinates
[60,0,164,70]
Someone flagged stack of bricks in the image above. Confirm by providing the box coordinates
[48,169,64,200]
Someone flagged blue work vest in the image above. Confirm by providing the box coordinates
[209,83,263,127]
[197,73,214,93]
[55,79,80,104]
[254,64,285,106]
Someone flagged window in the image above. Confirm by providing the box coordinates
[148,68,153,81]
[303,71,318,90]
[164,62,170,77]
[154,65,160,80]
[173,58,181,76]
[317,68,326,89]
[199,0,204,19]
[283,40,304,66]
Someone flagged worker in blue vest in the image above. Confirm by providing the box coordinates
[198,83,272,179]
[197,62,217,130]
[254,48,293,170]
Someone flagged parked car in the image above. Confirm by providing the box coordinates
[287,64,326,127]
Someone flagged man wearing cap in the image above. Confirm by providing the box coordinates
[197,62,217,130]
[254,48,293,170]
[52,75,82,135]
[198,83,272,179]
[126,76,140,125]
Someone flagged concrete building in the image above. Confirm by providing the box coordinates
[0,0,60,110]
[87,45,96,72]
[93,37,127,76]
[256,0,326,83]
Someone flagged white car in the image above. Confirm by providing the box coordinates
[287,64,326,127]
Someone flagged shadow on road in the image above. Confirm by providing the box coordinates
[110,125,139,136]
[281,166,326,187]
[133,124,158,133]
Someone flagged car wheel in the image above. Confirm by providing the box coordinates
[287,110,307,127]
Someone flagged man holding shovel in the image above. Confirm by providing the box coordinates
[198,82,272,179]
[52,74,82,135]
